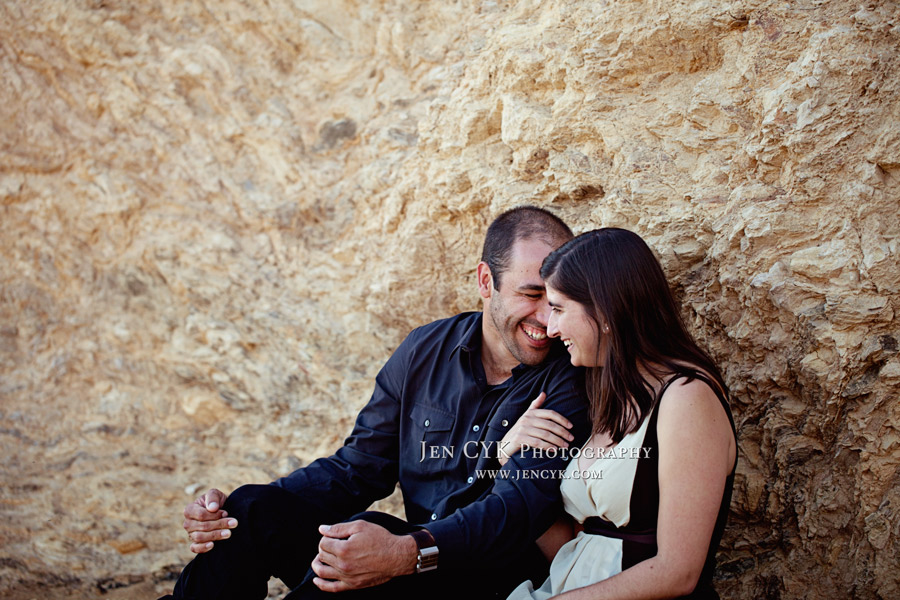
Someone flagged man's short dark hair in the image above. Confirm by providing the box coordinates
[481,206,574,290]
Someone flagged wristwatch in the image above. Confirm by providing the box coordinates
[409,528,439,573]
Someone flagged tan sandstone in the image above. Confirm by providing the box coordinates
[1,1,898,598]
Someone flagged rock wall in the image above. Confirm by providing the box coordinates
[1,1,898,598]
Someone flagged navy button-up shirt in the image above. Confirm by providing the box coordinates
[274,312,590,574]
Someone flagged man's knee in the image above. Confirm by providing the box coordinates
[347,511,419,535]
[222,484,279,519]
[224,484,348,545]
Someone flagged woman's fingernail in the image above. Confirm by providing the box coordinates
[221,530,230,539]
[228,519,237,527]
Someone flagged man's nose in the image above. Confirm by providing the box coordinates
[535,301,551,327]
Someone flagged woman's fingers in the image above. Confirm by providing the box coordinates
[522,431,572,449]
[499,395,576,465]
[526,409,573,430]
[528,391,547,409]
[533,417,575,441]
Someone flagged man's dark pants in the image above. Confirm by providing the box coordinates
[161,484,548,600]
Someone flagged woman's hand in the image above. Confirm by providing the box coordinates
[499,392,575,466]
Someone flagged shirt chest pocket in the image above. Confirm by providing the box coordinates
[409,403,456,440]
[409,403,456,471]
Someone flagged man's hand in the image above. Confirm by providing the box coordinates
[182,488,238,554]
[311,520,419,592]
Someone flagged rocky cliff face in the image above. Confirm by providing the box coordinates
[1,1,897,598]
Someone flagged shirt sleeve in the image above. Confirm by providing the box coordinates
[425,358,590,570]
[270,330,414,516]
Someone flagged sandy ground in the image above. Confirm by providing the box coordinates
[5,579,291,599]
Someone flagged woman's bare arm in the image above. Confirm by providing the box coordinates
[552,378,736,599]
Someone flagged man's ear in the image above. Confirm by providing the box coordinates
[476,262,494,299]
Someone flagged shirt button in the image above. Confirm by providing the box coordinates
[501,420,509,427]
[467,476,474,484]
[430,513,437,521]
[472,425,480,432]
[424,419,430,427]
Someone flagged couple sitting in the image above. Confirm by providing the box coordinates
[162,206,736,600]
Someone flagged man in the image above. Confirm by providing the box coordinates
[163,206,590,599]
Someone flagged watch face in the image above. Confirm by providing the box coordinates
[417,545,439,573]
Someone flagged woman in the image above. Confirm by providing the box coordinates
[504,228,737,599]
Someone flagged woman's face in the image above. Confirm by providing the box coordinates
[546,285,605,367]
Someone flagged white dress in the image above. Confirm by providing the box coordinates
[506,414,653,599]
[507,371,737,600]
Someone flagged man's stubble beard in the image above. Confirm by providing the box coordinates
[489,291,547,367]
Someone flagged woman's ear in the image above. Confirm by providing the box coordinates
[599,316,610,334]
[476,262,494,299]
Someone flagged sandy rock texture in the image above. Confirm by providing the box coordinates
[1,0,898,598]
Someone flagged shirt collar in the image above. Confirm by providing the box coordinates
[450,312,560,382]
[450,312,483,360]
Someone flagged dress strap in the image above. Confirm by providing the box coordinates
[656,369,726,404]
[653,369,737,473]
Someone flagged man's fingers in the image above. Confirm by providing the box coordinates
[311,555,346,589]
[183,489,228,520]
[182,489,230,555]
[317,537,344,565]
[319,520,358,539]
[201,489,227,512]
[188,527,234,544]
[190,541,215,554]
[313,577,349,593]
[184,516,238,534]
[317,548,341,571]
[184,503,227,521]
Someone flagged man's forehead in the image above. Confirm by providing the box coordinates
[508,237,555,266]
[497,238,552,290]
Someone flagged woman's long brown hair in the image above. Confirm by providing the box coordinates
[540,228,727,443]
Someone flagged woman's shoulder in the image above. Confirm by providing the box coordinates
[656,363,729,417]
[657,362,727,401]
[654,364,737,469]
[658,375,722,409]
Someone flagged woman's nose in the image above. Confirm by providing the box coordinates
[547,313,560,338]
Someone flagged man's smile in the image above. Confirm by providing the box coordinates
[521,323,549,346]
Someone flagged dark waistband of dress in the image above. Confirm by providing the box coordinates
[582,516,657,546]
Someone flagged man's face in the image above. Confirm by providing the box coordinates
[485,238,556,366]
